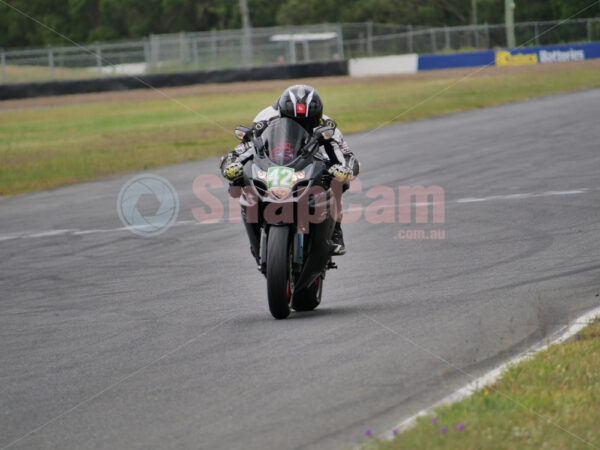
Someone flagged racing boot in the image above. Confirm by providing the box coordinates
[330,221,346,256]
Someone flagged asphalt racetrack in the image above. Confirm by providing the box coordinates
[1,89,599,449]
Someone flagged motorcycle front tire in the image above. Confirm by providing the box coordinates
[266,226,291,319]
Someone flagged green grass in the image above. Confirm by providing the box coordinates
[2,64,101,83]
[369,318,600,450]
[1,65,600,196]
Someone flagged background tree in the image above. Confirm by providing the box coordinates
[0,0,597,47]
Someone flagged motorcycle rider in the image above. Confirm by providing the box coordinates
[219,84,360,256]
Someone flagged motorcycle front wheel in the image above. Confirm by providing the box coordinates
[266,226,291,319]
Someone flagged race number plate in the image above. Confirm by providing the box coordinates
[267,166,294,189]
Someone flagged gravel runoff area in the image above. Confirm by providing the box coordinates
[1,58,600,112]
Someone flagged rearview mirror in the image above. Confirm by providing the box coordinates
[314,126,335,142]
[234,125,252,141]
[301,126,335,159]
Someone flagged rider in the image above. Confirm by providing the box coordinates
[219,84,360,256]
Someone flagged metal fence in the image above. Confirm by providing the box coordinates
[342,18,600,57]
[2,18,600,85]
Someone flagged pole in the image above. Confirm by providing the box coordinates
[48,48,55,81]
[505,0,516,48]
[472,0,479,48]
[366,21,373,57]
[289,39,297,64]
[179,31,186,69]
[587,19,592,42]
[150,34,159,71]
[444,26,450,50]
[239,0,253,67]
[143,38,151,73]
[407,24,414,53]
[337,24,345,60]
[303,40,310,62]
[192,38,199,70]
[210,30,217,70]
[430,29,437,53]
[1,50,6,84]
[96,44,102,76]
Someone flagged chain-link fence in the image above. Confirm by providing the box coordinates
[2,18,599,84]
[342,18,600,58]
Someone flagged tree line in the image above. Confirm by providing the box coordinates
[1,0,598,48]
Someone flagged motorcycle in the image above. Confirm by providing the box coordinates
[232,117,340,319]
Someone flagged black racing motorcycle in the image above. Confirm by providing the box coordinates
[233,117,339,319]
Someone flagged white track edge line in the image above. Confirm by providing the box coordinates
[385,303,600,439]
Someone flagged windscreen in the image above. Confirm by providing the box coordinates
[261,117,310,165]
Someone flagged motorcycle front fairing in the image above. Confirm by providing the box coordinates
[240,117,331,213]
[239,117,335,293]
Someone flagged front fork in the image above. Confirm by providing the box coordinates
[257,226,304,276]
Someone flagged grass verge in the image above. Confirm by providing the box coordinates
[368,318,600,450]
[3,64,101,83]
[1,64,600,196]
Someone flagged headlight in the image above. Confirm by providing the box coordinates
[291,170,306,185]
[267,187,292,199]
[255,169,267,180]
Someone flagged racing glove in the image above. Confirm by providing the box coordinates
[328,164,353,183]
[222,160,244,181]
